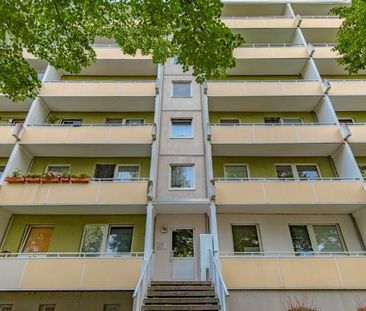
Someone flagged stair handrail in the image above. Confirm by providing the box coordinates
[209,251,229,311]
[132,250,153,311]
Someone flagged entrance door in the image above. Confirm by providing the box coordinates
[171,228,195,280]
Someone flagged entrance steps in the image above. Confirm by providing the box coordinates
[141,281,220,310]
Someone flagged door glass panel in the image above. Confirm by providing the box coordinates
[116,166,139,180]
[172,229,194,257]
[106,226,133,253]
[313,225,345,253]
[224,165,248,179]
[264,117,280,124]
[94,164,116,179]
[275,165,293,178]
[47,165,70,174]
[81,224,105,253]
[22,227,54,253]
[232,225,261,253]
[296,165,320,179]
[289,225,313,256]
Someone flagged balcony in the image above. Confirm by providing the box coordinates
[0,180,149,212]
[328,80,366,110]
[222,16,297,29]
[300,16,344,29]
[0,126,17,156]
[20,124,154,156]
[345,124,366,156]
[39,81,157,111]
[214,178,366,213]
[221,253,366,289]
[210,123,343,156]
[207,80,324,111]
[0,253,143,290]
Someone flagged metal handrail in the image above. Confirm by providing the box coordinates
[133,251,153,311]
[210,122,336,127]
[220,251,366,257]
[301,15,341,19]
[91,178,149,182]
[45,80,156,83]
[221,16,293,20]
[210,251,229,311]
[0,252,144,258]
[312,43,336,47]
[241,43,304,48]
[28,123,153,127]
[214,177,361,182]
[208,79,318,83]
[327,79,366,82]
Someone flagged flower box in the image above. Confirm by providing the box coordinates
[41,177,61,183]
[60,177,70,183]
[5,177,25,184]
[70,177,91,183]
[25,177,41,183]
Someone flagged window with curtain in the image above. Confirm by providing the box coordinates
[296,165,319,179]
[116,165,139,180]
[232,225,261,253]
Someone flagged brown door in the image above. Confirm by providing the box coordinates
[22,227,54,253]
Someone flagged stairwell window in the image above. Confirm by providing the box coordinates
[171,119,192,138]
[172,81,192,97]
[170,165,194,189]
[232,225,262,254]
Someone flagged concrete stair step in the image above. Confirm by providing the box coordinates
[147,290,215,297]
[144,297,219,305]
[150,281,212,286]
[149,285,214,291]
[142,305,220,311]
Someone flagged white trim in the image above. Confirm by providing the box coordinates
[224,163,250,178]
[169,164,195,190]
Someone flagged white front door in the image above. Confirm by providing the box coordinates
[171,228,195,280]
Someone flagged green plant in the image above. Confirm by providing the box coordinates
[11,168,23,178]
[62,171,70,178]
[47,112,60,124]
[79,173,90,178]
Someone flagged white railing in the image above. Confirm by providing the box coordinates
[45,80,156,83]
[222,16,293,20]
[208,79,318,83]
[220,251,366,257]
[0,252,143,258]
[91,178,149,182]
[214,177,361,182]
[209,251,229,311]
[241,43,304,48]
[313,43,336,47]
[133,251,153,311]
[210,122,336,127]
[28,123,153,127]
[301,15,341,19]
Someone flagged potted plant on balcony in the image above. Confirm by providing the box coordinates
[41,170,61,183]
[25,173,41,183]
[70,173,91,183]
[5,169,25,183]
[60,171,71,183]
[286,297,320,311]
[47,112,60,124]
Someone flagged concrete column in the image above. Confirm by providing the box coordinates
[144,202,155,260]
[209,202,220,254]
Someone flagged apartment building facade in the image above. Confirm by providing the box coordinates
[1,0,366,310]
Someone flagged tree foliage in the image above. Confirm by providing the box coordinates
[332,1,366,74]
[0,0,243,102]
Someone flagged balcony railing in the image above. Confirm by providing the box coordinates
[211,122,336,127]
[240,43,304,48]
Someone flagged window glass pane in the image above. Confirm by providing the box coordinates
[61,119,82,126]
[125,119,144,126]
[47,166,70,174]
[296,165,319,179]
[104,305,121,311]
[0,305,13,311]
[171,166,194,188]
[116,166,139,180]
[22,227,54,253]
[264,117,280,124]
[10,119,25,125]
[0,166,5,179]
[338,119,354,124]
[224,165,248,178]
[275,165,293,178]
[81,224,105,253]
[359,165,366,178]
[172,82,191,97]
[171,120,192,138]
[289,225,313,255]
[219,119,240,125]
[282,118,303,124]
[313,225,345,253]
[232,225,261,253]
[106,119,123,125]
[94,164,116,179]
[106,226,133,253]
[172,229,194,257]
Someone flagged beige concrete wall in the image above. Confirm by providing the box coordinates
[218,214,363,253]
[0,291,133,311]
[222,18,297,29]
[152,214,207,280]
[228,289,366,311]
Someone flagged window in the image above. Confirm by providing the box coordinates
[115,165,139,180]
[172,81,191,97]
[289,224,346,255]
[81,225,134,253]
[224,165,248,179]
[38,305,56,311]
[264,117,281,124]
[22,226,54,253]
[106,119,123,126]
[46,165,70,174]
[104,305,121,311]
[232,225,261,254]
[171,119,192,138]
[264,117,303,124]
[94,164,116,179]
[359,164,366,178]
[338,118,354,124]
[0,166,5,179]
[219,119,240,125]
[170,165,194,189]
[61,119,82,126]
[0,305,13,311]
[275,164,320,180]
[282,118,303,124]
[124,119,144,126]
[172,228,194,257]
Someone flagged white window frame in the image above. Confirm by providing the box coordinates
[231,223,263,254]
[219,118,241,125]
[114,164,140,180]
[45,164,71,174]
[19,225,55,253]
[171,81,192,98]
[170,118,193,139]
[281,117,304,124]
[169,164,195,190]
[224,163,250,179]
[289,223,347,253]
[122,118,145,126]
[274,163,322,179]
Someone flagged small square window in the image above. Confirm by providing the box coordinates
[224,165,248,179]
[275,165,293,179]
[104,305,121,311]
[170,165,194,189]
[0,305,13,311]
[171,119,192,138]
[172,81,191,97]
[232,225,261,254]
[38,305,56,311]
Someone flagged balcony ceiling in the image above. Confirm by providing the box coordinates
[330,96,366,111]
[222,3,287,17]
[0,145,14,157]
[232,28,296,43]
[0,97,32,111]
